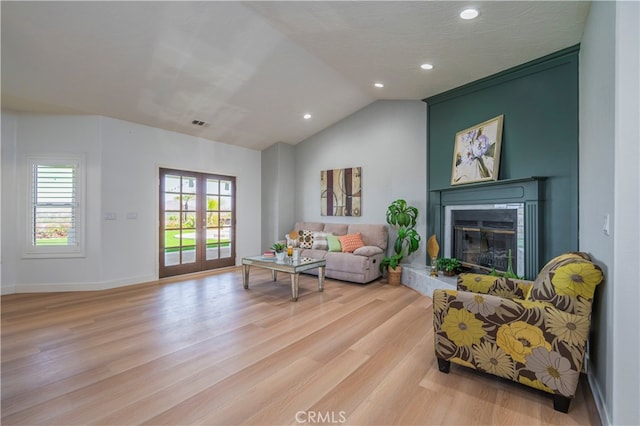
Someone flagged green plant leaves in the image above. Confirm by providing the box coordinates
[382,199,422,271]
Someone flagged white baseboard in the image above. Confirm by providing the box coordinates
[7,274,157,293]
[587,362,612,426]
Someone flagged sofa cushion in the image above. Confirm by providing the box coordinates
[312,232,331,250]
[347,224,388,250]
[327,235,342,252]
[300,248,328,260]
[298,229,315,249]
[339,233,365,253]
[294,222,325,232]
[353,245,384,256]
[323,223,348,236]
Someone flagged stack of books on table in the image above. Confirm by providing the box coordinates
[262,251,276,259]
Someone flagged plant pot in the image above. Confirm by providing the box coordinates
[388,266,402,286]
[275,252,286,263]
[443,270,456,277]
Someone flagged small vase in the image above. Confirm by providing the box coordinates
[275,252,286,263]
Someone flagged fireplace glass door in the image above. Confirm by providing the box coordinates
[454,227,515,272]
[450,205,523,275]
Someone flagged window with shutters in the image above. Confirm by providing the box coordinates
[24,154,85,258]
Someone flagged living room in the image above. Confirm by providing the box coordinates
[2,1,638,425]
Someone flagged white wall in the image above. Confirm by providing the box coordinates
[293,100,427,265]
[611,2,640,424]
[580,1,640,424]
[0,112,17,294]
[579,1,615,421]
[1,113,262,293]
[261,142,295,248]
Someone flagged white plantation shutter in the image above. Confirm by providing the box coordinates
[32,165,77,246]
[25,155,85,258]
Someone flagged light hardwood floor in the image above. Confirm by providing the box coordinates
[1,268,599,425]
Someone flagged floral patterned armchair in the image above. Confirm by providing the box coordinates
[433,252,603,413]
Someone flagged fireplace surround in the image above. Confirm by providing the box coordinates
[429,177,545,279]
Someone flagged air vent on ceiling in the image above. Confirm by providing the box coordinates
[191,120,206,126]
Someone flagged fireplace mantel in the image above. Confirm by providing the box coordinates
[429,177,546,279]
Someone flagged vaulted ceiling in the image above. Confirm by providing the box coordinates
[1,1,590,151]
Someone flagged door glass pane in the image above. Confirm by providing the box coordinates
[164,193,181,211]
[205,228,219,261]
[165,251,179,266]
[182,177,196,194]
[207,212,219,227]
[181,195,196,212]
[164,230,180,249]
[207,179,220,195]
[221,241,232,258]
[220,196,232,211]
[165,175,181,192]
[181,212,196,229]
[165,213,180,229]
[220,180,232,196]
[220,211,232,226]
[206,195,219,210]
[182,248,196,264]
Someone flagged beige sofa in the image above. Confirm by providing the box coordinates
[287,222,388,284]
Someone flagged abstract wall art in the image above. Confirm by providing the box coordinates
[320,167,361,216]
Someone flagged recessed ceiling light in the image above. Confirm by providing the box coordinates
[460,8,479,20]
[421,63,434,70]
[374,82,384,88]
[303,113,312,120]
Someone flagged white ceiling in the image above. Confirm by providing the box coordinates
[1,1,590,151]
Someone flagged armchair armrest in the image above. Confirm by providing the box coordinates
[457,273,533,300]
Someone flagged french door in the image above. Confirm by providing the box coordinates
[159,168,236,278]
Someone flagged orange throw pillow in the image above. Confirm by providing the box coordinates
[339,233,365,253]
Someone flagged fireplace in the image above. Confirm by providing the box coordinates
[430,177,545,279]
[445,204,524,276]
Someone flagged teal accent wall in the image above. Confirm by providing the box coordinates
[425,46,580,263]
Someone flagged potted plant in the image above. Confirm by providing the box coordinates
[271,242,287,262]
[380,199,422,285]
[437,257,462,276]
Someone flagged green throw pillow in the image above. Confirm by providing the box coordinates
[327,235,342,252]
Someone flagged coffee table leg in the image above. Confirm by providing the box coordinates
[318,266,325,292]
[272,270,277,281]
[243,264,250,289]
[290,273,299,301]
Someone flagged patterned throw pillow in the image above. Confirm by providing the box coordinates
[312,232,331,250]
[338,233,365,253]
[298,230,314,249]
[327,235,342,252]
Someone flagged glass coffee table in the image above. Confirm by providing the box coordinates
[241,256,326,301]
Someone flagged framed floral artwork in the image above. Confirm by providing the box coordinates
[451,115,504,185]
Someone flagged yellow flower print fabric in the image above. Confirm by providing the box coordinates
[441,308,485,347]
[496,321,551,364]
[552,262,602,299]
[528,253,603,314]
[433,252,603,399]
